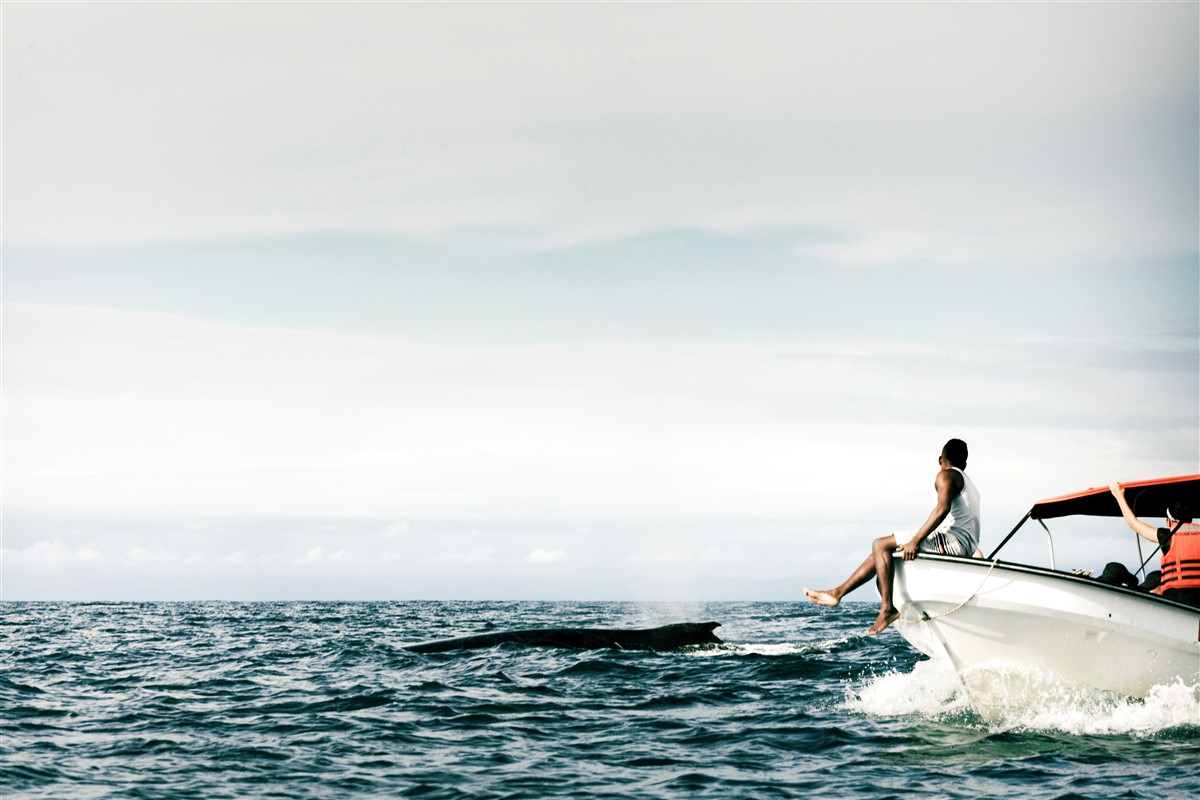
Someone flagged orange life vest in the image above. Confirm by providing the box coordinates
[1160,524,1200,592]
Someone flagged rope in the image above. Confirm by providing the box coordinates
[898,556,1001,626]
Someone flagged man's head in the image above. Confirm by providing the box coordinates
[1167,502,1193,525]
[941,439,968,469]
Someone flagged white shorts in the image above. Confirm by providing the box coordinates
[893,529,972,556]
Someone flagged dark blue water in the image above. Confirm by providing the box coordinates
[3,601,1198,799]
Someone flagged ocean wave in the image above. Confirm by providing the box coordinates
[848,656,1200,736]
[4,601,1196,800]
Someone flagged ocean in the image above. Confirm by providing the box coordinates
[3,601,1198,799]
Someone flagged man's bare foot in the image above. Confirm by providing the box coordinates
[804,588,840,607]
[866,608,900,635]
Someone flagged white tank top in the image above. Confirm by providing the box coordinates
[935,466,981,552]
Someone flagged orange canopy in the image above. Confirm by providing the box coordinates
[1030,475,1200,520]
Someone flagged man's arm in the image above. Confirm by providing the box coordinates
[1108,482,1159,543]
[899,470,959,561]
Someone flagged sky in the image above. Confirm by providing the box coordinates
[3,2,1198,601]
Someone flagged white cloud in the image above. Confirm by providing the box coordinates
[297,547,352,565]
[525,549,568,564]
[4,304,1195,534]
[2,540,101,566]
[2,1,1194,602]
[381,522,410,538]
[5,2,1194,266]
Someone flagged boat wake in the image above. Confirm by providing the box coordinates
[681,635,861,658]
[847,657,1200,735]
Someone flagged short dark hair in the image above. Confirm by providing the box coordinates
[1168,502,1193,524]
[942,439,968,468]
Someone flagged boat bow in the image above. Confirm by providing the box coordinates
[894,554,1200,697]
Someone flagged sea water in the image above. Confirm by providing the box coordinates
[3,601,1198,799]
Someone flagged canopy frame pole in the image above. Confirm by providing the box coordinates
[985,511,1031,561]
[1037,519,1056,571]
[1137,520,1181,580]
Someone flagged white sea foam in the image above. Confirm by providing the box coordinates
[847,657,1200,735]
[733,643,814,657]
[846,657,970,718]
[685,636,860,658]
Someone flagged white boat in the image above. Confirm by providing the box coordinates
[893,475,1200,698]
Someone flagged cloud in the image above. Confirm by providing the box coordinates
[5,2,1195,264]
[381,522,410,538]
[2,3,1194,602]
[2,540,101,566]
[4,303,1195,534]
[296,547,352,565]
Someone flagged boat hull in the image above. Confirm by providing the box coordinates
[893,555,1200,697]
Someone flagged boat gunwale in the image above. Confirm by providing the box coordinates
[902,552,1200,615]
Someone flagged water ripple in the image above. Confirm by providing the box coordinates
[2,601,1197,800]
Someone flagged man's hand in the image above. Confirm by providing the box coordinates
[900,539,921,561]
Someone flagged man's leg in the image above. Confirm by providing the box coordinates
[805,535,898,607]
[867,536,901,634]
